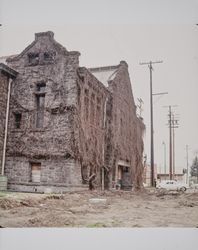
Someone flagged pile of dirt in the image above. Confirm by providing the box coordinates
[0,198,20,209]
[0,198,39,210]
[178,200,197,207]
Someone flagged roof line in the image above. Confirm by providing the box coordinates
[88,65,119,72]
[0,63,18,78]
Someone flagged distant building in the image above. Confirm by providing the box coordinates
[0,31,145,193]
[157,173,185,182]
[143,164,157,186]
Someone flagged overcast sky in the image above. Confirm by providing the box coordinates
[0,0,198,248]
[0,0,198,173]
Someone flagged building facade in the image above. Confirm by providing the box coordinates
[1,31,144,192]
[0,64,17,176]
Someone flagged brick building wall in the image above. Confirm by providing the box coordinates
[0,64,17,175]
[103,62,145,189]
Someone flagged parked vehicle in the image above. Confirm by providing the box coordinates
[156,180,188,192]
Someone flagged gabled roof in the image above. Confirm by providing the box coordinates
[88,65,119,87]
[6,31,80,63]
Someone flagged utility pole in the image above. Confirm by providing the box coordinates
[171,113,179,179]
[162,141,166,176]
[169,106,173,180]
[164,105,178,180]
[140,60,164,187]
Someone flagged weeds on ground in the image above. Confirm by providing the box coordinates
[0,192,9,198]
[86,222,107,228]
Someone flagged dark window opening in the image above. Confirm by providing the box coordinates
[84,89,89,120]
[14,113,22,129]
[90,93,95,124]
[97,105,101,126]
[28,53,39,65]
[84,96,89,121]
[123,167,129,173]
[44,51,55,61]
[85,89,89,96]
[36,94,45,128]
[37,82,46,93]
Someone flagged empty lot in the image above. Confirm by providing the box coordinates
[0,189,198,227]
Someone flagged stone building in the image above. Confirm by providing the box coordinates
[1,31,144,192]
[0,64,17,176]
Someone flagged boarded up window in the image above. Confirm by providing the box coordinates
[31,163,41,182]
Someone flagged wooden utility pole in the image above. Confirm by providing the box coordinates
[140,60,163,187]
[162,141,166,175]
[164,105,178,180]
[172,113,179,179]
[169,106,173,180]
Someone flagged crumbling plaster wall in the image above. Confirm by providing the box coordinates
[0,72,8,172]
[5,32,82,186]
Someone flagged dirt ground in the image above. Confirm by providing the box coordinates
[0,189,198,228]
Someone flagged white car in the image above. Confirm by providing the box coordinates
[156,180,188,192]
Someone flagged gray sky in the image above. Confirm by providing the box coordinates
[0,0,198,248]
[0,0,198,173]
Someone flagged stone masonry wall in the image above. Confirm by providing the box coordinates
[5,156,81,185]
[5,31,82,187]
[75,68,109,186]
[2,31,144,191]
[0,72,8,173]
[105,61,145,189]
